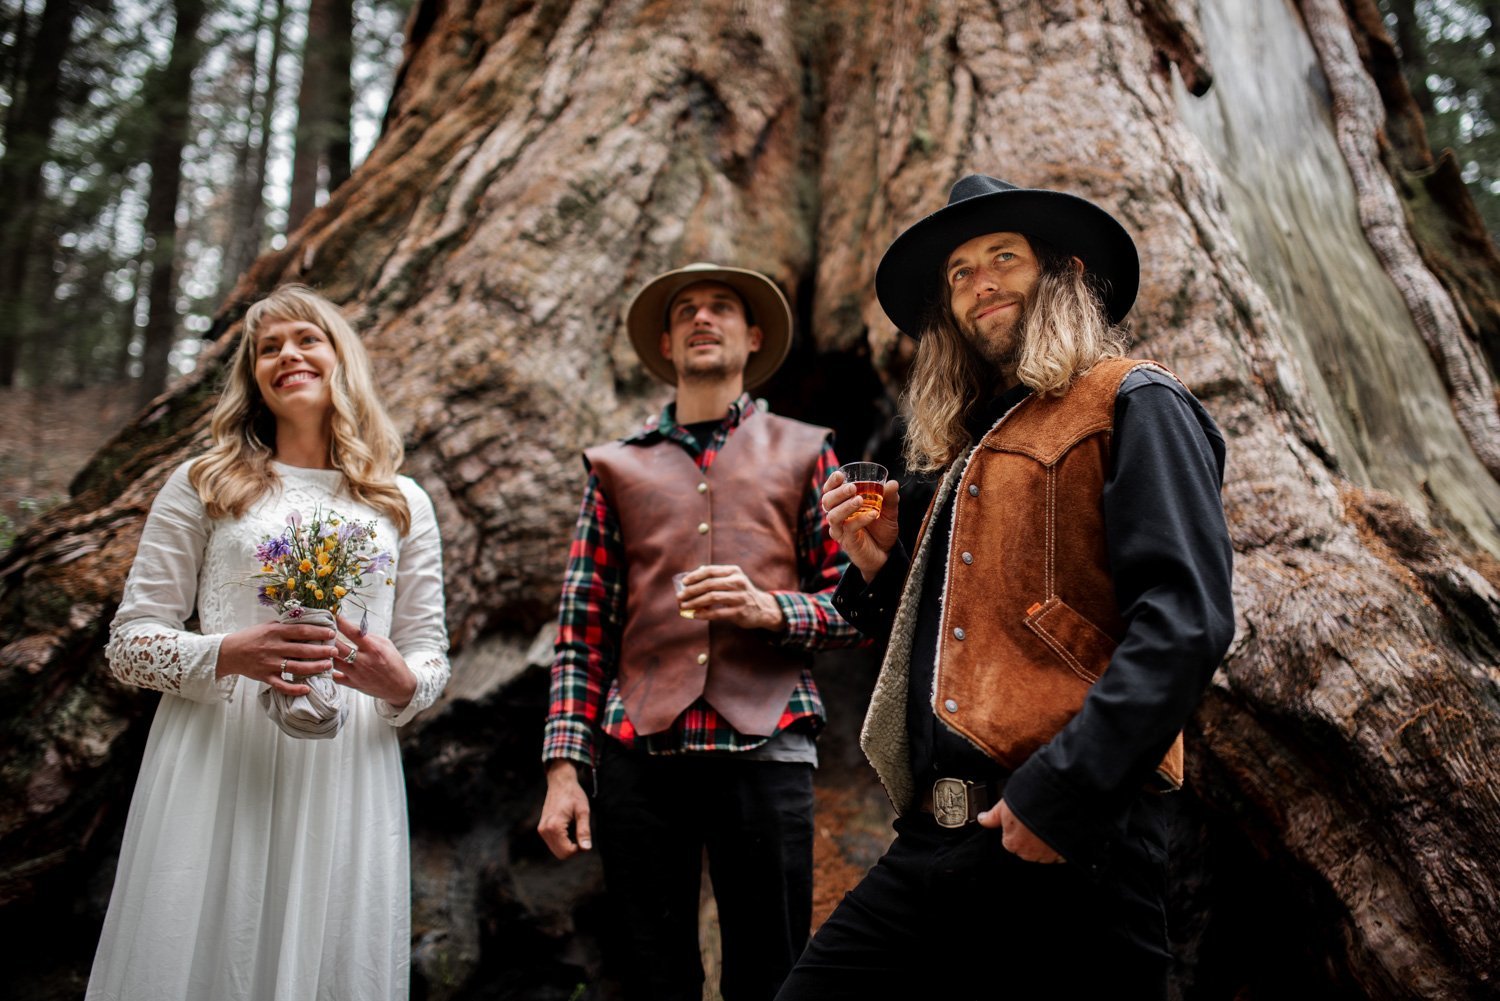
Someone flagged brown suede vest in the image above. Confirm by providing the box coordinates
[859,358,1183,812]
[584,410,831,737]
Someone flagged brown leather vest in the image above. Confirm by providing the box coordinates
[860,358,1183,812]
[584,409,831,737]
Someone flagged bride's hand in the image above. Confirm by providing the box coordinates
[217,622,338,694]
[330,615,418,707]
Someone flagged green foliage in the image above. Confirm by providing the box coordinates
[1381,0,1500,242]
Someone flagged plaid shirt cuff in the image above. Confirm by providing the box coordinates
[542,717,597,767]
[771,591,862,649]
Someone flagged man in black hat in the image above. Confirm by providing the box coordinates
[538,263,862,1001]
[776,176,1236,998]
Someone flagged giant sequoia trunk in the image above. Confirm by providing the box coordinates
[3,0,1499,998]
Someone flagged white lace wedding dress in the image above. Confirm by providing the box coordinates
[87,460,451,1001]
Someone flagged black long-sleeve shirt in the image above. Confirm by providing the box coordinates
[834,367,1235,871]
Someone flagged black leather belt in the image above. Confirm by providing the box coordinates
[917,776,1004,828]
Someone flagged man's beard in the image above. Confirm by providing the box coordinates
[960,293,1030,375]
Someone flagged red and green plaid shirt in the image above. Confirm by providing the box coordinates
[543,394,861,766]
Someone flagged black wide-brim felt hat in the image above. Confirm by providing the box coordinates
[625,262,793,389]
[875,174,1140,336]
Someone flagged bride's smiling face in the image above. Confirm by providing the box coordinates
[254,320,338,422]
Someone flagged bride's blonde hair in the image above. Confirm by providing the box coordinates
[189,285,411,534]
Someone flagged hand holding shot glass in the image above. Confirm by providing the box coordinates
[821,461,901,579]
[670,565,788,631]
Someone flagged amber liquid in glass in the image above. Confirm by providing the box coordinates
[679,608,696,619]
[852,481,884,517]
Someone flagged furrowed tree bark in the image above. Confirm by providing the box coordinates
[2,1,1498,998]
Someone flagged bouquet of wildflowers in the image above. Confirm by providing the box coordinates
[246,507,395,739]
[251,507,394,621]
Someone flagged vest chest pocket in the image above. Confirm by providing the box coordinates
[1022,596,1117,684]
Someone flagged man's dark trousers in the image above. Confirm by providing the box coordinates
[593,738,815,1001]
[774,793,1172,1001]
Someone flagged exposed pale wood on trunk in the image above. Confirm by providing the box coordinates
[1297,0,1500,482]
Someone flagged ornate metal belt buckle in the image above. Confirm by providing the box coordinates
[933,777,971,828]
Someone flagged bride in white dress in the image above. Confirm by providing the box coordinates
[87,285,450,1000]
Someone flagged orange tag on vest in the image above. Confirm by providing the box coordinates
[1026,602,1043,616]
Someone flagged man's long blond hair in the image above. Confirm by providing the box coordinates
[901,240,1127,474]
[188,285,411,534]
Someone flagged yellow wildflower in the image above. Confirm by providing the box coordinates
[286,577,298,590]
[264,586,278,598]
[317,565,333,578]
[298,558,313,572]
[317,551,331,566]
[313,588,325,601]
[332,585,347,598]
[261,563,275,574]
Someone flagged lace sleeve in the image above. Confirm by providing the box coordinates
[375,480,451,727]
[105,463,236,704]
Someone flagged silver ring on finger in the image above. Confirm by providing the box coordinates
[344,646,358,665]
[279,657,288,674]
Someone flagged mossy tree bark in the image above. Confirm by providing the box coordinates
[1,0,1497,998]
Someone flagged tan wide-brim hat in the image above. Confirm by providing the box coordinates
[625,262,793,389]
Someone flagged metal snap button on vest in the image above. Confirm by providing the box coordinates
[697,482,708,493]
[944,699,958,713]
[961,552,973,564]
[968,484,979,496]
[953,627,965,640]
[697,522,709,534]
[697,652,708,665]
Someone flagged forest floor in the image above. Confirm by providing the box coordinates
[0,383,138,549]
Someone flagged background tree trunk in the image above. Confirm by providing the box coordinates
[216,0,289,307]
[286,0,353,231]
[2,0,1498,998]
[135,0,207,408]
[0,0,82,388]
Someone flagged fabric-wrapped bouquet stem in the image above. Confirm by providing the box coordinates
[259,605,347,739]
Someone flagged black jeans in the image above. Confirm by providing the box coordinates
[593,740,815,1001]
[774,796,1172,1001]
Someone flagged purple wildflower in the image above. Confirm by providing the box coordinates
[287,510,302,528]
[366,551,393,574]
[255,535,293,563]
[257,591,278,608]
